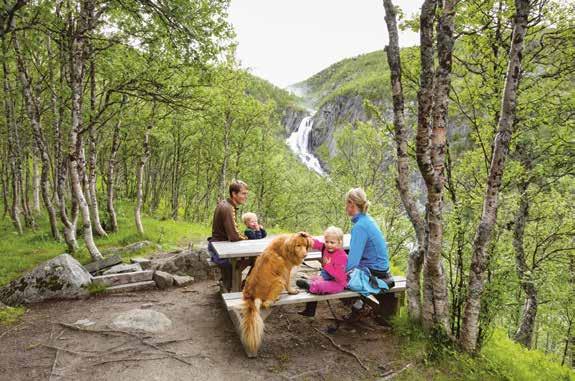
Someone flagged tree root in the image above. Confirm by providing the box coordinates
[312,327,368,370]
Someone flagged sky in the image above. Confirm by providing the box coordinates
[228,0,423,88]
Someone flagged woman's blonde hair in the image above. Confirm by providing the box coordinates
[324,226,344,243]
[241,212,257,225]
[346,187,370,213]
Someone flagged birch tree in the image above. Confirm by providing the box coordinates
[460,0,531,353]
[382,0,426,321]
[67,0,103,261]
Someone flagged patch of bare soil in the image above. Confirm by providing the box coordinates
[0,280,403,381]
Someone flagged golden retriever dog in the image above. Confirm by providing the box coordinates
[240,232,313,355]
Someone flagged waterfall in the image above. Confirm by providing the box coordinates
[286,116,325,176]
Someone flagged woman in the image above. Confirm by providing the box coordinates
[345,188,394,320]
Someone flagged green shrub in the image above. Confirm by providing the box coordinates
[391,314,575,381]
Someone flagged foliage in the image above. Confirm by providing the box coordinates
[392,313,575,380]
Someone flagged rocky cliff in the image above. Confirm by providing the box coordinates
[281,107,309,136]
[309,94,375,157]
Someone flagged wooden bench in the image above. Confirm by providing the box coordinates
[222,275,406,357]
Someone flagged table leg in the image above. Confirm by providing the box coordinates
[230,258,242,292]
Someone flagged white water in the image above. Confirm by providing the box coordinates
[286,116,326,176]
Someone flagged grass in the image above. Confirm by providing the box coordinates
[85,282,108,295]
[391,313,575,381]
[0,306,25,326]
[0,201,211,288]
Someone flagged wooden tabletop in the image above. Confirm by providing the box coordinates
[211,234,351,259]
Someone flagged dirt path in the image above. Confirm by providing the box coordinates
[0,280,401,381]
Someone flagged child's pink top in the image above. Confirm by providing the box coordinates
[312,239,348,287]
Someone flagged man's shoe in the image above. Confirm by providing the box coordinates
[296,279,310,290]
[298,301,317,317]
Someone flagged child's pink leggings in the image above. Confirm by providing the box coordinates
[309,275,346,294]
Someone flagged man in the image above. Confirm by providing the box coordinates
[208,180,249,290]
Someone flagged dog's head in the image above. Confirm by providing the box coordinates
[284,231,313,264]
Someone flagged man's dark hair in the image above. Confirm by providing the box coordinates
[229,179,248,197]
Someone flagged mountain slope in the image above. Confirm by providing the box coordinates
[287,49,416,160]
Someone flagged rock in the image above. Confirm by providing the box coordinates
[124,241,152,253]
[102,241,155,257]
[130,257,152,270]
[0,254,92,306]
[111,309,172,333]
[73,319,95,327]
[310,94,372,158]
[282,107,309,136]
[0,302,7,309]
[153,271,174,289]
[172,275,194,287]
[103,263,142,275]
[148,248,218,281]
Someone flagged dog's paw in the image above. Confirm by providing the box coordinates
[288,288,299,295]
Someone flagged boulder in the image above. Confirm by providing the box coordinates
[0,254,92,306]
[111,309,172,333]
[103,263,142,275]
[153,271,174,289]
[148,248,217,281]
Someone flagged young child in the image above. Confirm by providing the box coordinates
[296,226,347,317]
[242,212,267,240]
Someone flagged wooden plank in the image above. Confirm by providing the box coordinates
[92,270,154,287]
[304,252,322,261]
[83,255,122,274]
[223,276,406,310]
[212,234,351,259]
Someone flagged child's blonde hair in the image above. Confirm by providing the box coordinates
[324,226,344,244]
[241,212,258,225]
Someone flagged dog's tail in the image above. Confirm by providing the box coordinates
[240,297,264,355]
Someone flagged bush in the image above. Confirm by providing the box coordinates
[391,314,575,381]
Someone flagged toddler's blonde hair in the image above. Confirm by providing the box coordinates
[241,212,258,225]
[324,226,344,244]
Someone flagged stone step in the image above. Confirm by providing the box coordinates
[92,270,154,287]
[105,281,157,294]
[83,255,122,274]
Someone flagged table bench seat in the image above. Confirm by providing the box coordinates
[222,275,406,310]
[221,275,406,357]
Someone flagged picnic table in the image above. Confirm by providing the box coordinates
[211,234,406,357]
[211,234,351,292]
